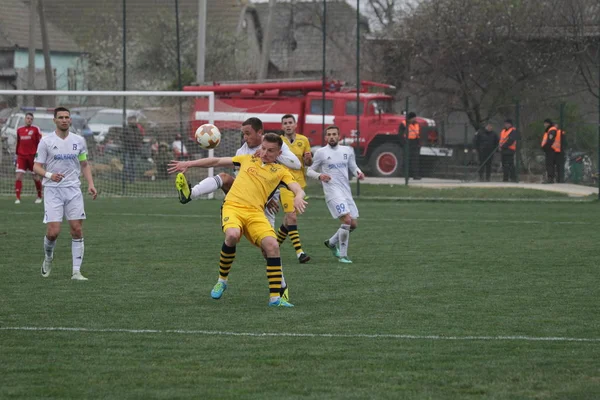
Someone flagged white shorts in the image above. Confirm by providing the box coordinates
[326,197,359,220]
[43,186,86,223]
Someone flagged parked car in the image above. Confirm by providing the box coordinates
[0,108,91,155]
[84,108,150,143]
[0,110,56,155]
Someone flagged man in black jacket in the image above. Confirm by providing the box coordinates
[473,123,499,181]
[121,116,143,183]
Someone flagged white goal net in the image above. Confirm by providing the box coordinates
[0,90,247,199]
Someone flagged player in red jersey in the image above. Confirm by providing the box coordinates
[15,112,43,204]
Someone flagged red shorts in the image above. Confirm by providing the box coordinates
[16,155,35,173]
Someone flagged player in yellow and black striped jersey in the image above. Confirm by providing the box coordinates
[276,114,313,264]
[168,133,307,307]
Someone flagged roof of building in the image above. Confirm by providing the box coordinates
[0,0,81,53]
[39,0,248,46]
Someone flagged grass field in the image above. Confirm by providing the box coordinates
[1,195,599,399]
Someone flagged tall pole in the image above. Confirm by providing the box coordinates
[27,0,36,105]
[321,0,327,146]
[122,0,127,118]
[122,0,127,194]
[38,0,54,105]
[175,0,184,138]
[196,0,207,83]
[597,37,599,200]
[515,100,520,183]
[404,97,410,186]
[356,0,360,196]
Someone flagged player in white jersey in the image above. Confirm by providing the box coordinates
[307,125,364,263]
[33,107,97,281]
[175,117,299,300]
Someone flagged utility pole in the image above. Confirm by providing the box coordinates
[196,0,207,83]
[38,0,54,106]
[258,0,276,80]
[27,0,37,105]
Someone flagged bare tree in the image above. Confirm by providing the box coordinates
[560,0,599,100]
[378,0,573,129]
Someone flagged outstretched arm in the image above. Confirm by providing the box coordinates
[168,157,234,174]
[277,143,302,170]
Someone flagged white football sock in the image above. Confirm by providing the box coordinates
[328,231,339,246]
[44,236,56,259]
[338,224,351,257]
[191,175,223,200]
[281,267,287,289]
[72,238,84,273]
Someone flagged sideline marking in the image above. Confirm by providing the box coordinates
[1,326,599,342]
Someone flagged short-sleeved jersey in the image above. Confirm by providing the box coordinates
[282,133,311,187]
[34,132,88,187]
[308,144,361,200]
[235,141,300,170]
[226,154,296,211]
[16,125,42,156]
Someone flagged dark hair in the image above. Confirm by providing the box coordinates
[262,132,283,148]
[25,112,34,118]
[407,112,417,119]
[281,114,296,122]
[325,125,340,134]
[544,118,553,125]
[504,118,513,125]
[242,117,263,133]
[53,106,70,118]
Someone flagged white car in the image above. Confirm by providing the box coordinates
[0,112,57,155]
[85,108,149,143]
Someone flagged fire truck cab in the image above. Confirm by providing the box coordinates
[185,80,451,177]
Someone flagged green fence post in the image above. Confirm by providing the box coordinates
[404,97,410,186]
[464,123,469,181]
[515,100,520,183]
[559,102,565,131]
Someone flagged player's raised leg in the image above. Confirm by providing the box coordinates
[177,172,234,204]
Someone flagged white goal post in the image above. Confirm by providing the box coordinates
[0,89,221,199]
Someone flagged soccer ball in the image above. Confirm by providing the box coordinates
[195,124,221,149]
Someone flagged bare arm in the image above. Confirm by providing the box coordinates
[33,162,64,183]
[80,160,98,199]
[286,181,307,214]
[168,157,234,174]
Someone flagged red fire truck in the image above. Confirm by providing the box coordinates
[184,80,451,177]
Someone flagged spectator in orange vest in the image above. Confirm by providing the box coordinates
[541,119,562,183]
[499,119,518,182]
